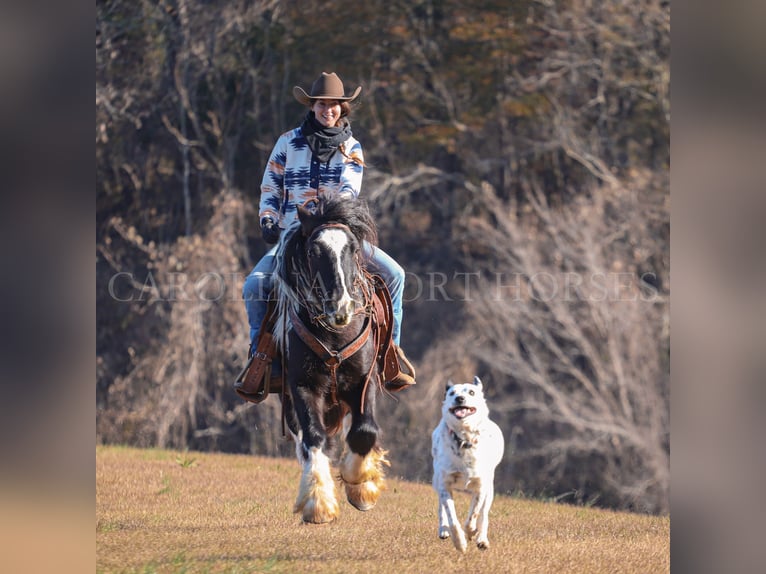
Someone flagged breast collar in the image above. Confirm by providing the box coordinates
[449,428,478,450]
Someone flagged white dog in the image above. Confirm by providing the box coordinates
[431,376,505,552]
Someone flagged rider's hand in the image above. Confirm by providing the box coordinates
[260,217,281,244]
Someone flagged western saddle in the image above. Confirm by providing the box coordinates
[234,274,416,404]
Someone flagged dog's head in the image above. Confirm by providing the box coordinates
[442,376,490,428]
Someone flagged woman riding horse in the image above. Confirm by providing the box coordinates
[241,71,416,389]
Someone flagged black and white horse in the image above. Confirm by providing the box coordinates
[273,195,388,523]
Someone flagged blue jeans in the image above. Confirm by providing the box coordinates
[242,242,404,349]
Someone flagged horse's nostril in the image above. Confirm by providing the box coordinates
[334,313,348,325]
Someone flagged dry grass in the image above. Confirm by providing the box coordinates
[97,446,669,573]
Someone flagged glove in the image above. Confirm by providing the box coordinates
[260,217,281,245]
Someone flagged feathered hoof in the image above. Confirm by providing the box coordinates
[294,492,340,524]
[339,448,389,512]
[343,479,382,512]
[293,453,340,524]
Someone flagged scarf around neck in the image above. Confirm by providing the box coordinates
[300,111,352,163]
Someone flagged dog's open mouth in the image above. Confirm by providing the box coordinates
[450,406,476,419]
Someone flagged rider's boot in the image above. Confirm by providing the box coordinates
[384,345,417,391]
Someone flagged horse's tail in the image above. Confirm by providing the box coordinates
[324,403,349,437]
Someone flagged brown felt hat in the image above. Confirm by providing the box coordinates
[293,72,362,106]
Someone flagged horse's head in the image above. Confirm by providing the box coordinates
[298,203,363,328]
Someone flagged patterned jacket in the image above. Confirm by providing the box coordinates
[259,126,364,229]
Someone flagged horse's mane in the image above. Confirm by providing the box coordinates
[306,194,378,247]
[272,195,377,345]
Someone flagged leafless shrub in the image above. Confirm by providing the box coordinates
[97,191,291,457]
[451,174,669,513]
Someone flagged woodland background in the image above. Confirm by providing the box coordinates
[96,0,669,514]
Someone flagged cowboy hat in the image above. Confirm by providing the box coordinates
[293,72,362,106]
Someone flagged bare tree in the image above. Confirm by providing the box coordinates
[452,174,669,513]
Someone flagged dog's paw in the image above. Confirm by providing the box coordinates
[464,522,477,540]
[450,525,468,553]
[438,527,450,540]
[476,538,490,550]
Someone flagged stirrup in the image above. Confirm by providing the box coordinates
[396,345,416,378]
[233,343,256,389]
[234,353,255,387]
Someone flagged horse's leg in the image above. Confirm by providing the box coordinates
[339,384,389,511]
[290,383,339,524]
[279,389,303,462]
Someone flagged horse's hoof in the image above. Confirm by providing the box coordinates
[301,513,336,525]
[347,498,376,512]
[344,480,381,512]
[295,498,339,524]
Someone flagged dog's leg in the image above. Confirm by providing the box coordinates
[475,483,495,550]
[438,487,467,553]
[464,488,481,541]
[438,500,451,539]
[433,472,453,540]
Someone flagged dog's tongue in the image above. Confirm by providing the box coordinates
[452,407,471,419]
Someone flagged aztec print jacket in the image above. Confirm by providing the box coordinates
[258,126,364,230]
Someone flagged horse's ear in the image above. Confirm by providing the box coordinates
[297,203,317,237]
[472,376,483,390]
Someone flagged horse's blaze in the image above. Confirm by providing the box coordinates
[316,228,358,325]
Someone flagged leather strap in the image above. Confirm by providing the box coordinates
[288,305,374,411]
[289,306,372,368]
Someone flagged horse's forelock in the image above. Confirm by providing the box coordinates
[312,195,377,247]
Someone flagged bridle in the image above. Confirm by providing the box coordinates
[301,222,371,331]
[288,222,379,412]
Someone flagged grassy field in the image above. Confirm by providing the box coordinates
[96,445,669,573]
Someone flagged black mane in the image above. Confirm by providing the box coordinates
[304,194,378,247]
[275,194,377,307]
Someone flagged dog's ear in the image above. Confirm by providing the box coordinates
[472,376,483,390]
[445,379,454,394]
